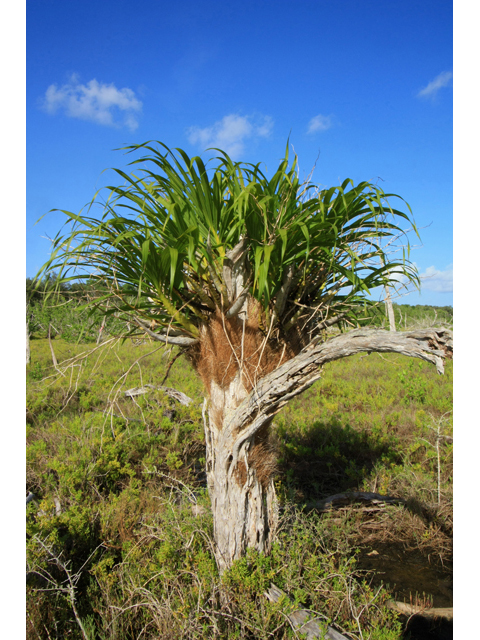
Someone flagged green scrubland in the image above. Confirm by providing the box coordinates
[26,305,453,639]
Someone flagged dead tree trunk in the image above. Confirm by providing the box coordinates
[202,326,452,572]
[384,284,396,331]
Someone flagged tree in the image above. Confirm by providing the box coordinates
[37,141,452,572]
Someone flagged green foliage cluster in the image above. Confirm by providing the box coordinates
[27,335,452,639]
[37,141,420,345]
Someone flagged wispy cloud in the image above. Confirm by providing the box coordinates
[41,74,143,131]
[187,114,273,157]
[417,71,453,100]
[419,264,453,293]
[307,114,333,134]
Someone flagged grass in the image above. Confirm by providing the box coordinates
[26,334,453,639]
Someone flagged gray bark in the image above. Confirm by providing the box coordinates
[386,600,453,621]
[48,324,58,367]
[205,374,279,573]
[96,315,106,345]
[304,491,406,512]
[228,327,452,439]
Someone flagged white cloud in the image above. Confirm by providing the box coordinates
[417,71,453,100]
[307,114,333,134]
[187,114,273,157]
[41,74,143,131]
[419,264,453,293]
[386,265,410,286]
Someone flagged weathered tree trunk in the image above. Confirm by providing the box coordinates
[199,325,452,573]
[204,373,279,573]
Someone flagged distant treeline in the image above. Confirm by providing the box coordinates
[26,277,453,343]
[368,302,452,329]
[26,276,127,343]
[26,275,123,304]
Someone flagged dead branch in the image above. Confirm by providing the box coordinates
[316,312,348,332]
[30,536,91,640]
[160,350,184,386]
[133,317,198,346]
[124,384,193,406]
[48,324,60,371]
[228,328,452,450]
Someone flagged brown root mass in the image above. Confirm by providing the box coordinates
[190,301,297,393]
[187,300,297,490]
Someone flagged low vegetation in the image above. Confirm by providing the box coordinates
[26,307,453,639]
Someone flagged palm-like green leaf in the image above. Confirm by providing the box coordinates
[36,141,420,344]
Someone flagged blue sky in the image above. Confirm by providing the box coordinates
[26,0,453,305]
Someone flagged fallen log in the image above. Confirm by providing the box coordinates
[265,583,350,639]
[304,491,406,512]
[386,599,453,621]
